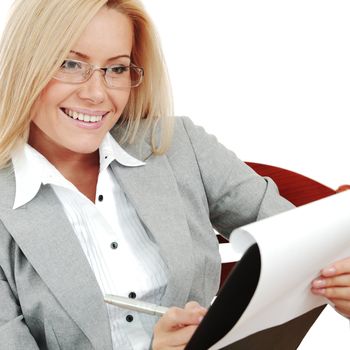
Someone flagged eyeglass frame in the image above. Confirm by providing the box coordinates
[53,59,144,89]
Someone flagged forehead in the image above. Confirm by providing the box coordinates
[70,7,133,62]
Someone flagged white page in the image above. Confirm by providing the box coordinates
[210,190,350,349]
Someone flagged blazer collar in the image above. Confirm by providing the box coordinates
[110,121,154,162]
[11,132,145,209]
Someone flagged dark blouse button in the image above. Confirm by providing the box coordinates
[128,292,136,299]
[98,195,104,202]
[126,315,133,322]
[110,242,118,249]
[104,155,108,159]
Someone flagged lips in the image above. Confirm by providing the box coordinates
[61,108,108,123]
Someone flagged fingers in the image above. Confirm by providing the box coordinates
[152,301,207,350]
[311,257,350,318]
[158,302,207,331]
[311,284,350,317]
[311,285,350,300]
[157,324,198,347]
[312,257,350,297]
[329,299,350,314]
[327,297,350,318]
[184,301,207,318]
[320,257,350,277]
[312,274,350,289]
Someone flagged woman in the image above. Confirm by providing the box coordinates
[0,0,345,349]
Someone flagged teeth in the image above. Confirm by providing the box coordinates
[63,108,104,123]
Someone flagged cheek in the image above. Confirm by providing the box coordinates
[31,82,73,121]
[117,88,131,107]
[110,89,131,115]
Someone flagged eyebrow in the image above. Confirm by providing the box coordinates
[69,50,131,62]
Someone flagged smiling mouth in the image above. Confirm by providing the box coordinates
[61,108,108,123]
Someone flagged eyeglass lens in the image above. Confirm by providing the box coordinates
[54,60,143,88]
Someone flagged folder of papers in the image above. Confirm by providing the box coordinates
[186,190,350,349]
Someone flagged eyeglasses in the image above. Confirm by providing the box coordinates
[53,59,144,89]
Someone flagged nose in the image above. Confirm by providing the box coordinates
[77,70,107,104]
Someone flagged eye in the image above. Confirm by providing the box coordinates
[109,65,129,75]
[60,60,83,71]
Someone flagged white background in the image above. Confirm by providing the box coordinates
[143,0,350,191]
[1,0,349,348]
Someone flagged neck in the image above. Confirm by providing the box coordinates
[28,123,100,172]
[28,123,100,202]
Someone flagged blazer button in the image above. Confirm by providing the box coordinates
[128,292,136,299]
[110,242,118,249]
[126,315,133,322]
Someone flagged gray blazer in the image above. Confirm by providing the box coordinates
[0,117,293,349]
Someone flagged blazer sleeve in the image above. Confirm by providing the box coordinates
[180,117,294,238]
[0,226,39,349]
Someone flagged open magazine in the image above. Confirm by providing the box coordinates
[185,190,350,350]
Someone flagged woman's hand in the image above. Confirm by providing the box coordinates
[311,257,350,317]
[152,301,207,350]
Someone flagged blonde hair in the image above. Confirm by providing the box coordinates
[0,0,173,168]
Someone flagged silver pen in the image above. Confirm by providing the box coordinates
[104,294,169,316]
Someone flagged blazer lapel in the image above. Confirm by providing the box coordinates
[0,173,113,350]
[111,153,195,307]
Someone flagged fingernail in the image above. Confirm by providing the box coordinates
[196,306,207,313]
[313,279,326,288]
[322,266,336,276]
[312,288,325,295]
